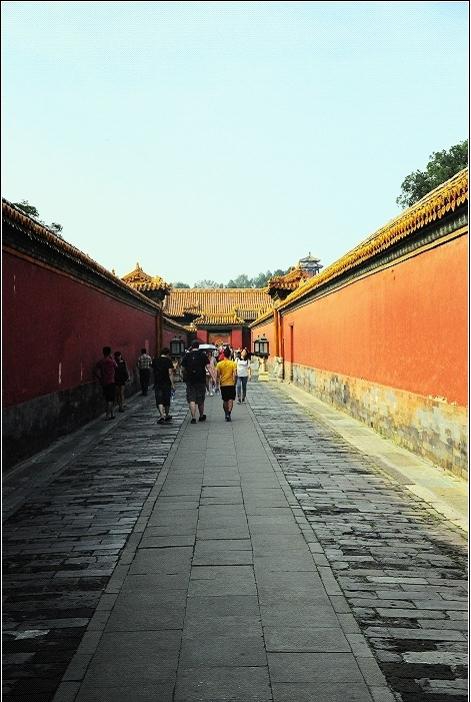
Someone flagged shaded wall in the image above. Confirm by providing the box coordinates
[3,250,158,468]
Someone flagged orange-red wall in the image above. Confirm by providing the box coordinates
[255,235,467,406]
[252,320,275,357]
[3,251,157,407]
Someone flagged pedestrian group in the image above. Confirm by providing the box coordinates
[94,341,252,424]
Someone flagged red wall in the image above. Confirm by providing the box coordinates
[262,236,467,406]
[252,320,275,358]
[3,252,157,407]
[230,328,243,349]
[162,325,188,350]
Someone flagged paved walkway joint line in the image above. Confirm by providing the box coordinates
[3,383,467,702]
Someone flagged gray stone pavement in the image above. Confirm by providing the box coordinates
[3,382,467,702]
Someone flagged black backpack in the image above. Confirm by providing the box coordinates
[183,351,203,382]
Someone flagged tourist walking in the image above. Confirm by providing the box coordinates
[113,351,129,412]
[181,340,209,423]
[217,346,237,421]
[94,346,117,420]
[205,350,217,396]
[152,347,175,424]
[236,348,251,403]
[137,348,152,395]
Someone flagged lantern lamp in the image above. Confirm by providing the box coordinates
[170,336,185,358]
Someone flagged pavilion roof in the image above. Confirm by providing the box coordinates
[122,263,171,293]
[164,288,273,323]
[267,266,310,294]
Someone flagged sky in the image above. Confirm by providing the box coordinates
[2,1,468,286]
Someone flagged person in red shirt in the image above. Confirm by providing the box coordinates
[94,346,118,420]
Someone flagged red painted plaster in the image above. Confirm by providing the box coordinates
[3,252,157,406]
[253,236,468,406]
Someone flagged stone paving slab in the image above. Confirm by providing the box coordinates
[4,381,467,702]
[249,383,468,702]
[2,391,189,702]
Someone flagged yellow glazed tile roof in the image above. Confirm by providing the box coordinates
[122,263,171,292]
[193,312,246,326]
[2,200,161,309]
[255,168,468,322]
[268,266,310,292]
[164,288,273,321]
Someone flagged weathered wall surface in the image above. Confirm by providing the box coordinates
[252,188,468,478]
[3,248,158,468]
[291,364,467,479]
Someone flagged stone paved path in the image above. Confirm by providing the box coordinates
[3,382,467,702]
[249,384,468,702]
[3,394,188,702]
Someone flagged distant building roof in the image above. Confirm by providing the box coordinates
[268,255,323,300]
[164,288,273,325]
[122,263,171,293]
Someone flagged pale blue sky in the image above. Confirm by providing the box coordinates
[2,1,468,285]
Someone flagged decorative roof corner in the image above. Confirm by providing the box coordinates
[121,264,171,296]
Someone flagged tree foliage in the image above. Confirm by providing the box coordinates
[193,280,224,288]
[396,140,468,209]
[176,268,290,289]
[12,200,63,237]
[13,200,39,217]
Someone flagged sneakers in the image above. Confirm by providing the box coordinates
[157,417,165,424]
[237,398,241,404]
[199,414,206,422]
[190,418,197,424]
[165,415,172,422]
[225,414,231,422]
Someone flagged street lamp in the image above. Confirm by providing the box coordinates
[170,336,185,358]
[253,335,269,380]
[254,335,269,358]
[258,335,269,358]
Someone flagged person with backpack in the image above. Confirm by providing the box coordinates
[181,340,210,424]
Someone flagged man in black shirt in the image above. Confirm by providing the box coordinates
[181,340,209,424]
[152,348,175,424]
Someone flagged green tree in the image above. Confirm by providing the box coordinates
[193,280,224,288]
[50,222,63,237]
[226,274,253,288]
[396,139,468,209]
[13,200,39,217]
[172,281,190,288]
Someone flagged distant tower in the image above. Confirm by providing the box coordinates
[298,252,323,277]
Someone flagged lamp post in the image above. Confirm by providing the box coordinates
[170,336,186,382]
[170,336,186,358]
[253,335,269,381]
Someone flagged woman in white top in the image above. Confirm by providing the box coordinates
[235,348,251,403]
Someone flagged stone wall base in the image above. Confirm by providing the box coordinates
[283,362,468,480]
[3,378,140,471]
